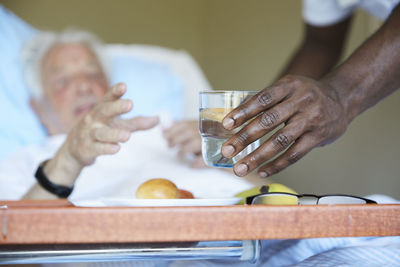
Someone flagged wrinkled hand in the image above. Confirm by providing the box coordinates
[221,75,349,177]
[66,83,159,167]
[163,120,206,168]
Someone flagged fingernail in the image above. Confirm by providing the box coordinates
[120,131,130,141]
[234,163,248,176]
[222,118,234,129]
[123,102,132,111]
[259,171,268,178]
[116,85,123,93]
[221,145,235,157]
[111,145,120,153]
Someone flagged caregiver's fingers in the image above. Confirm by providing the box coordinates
[113,116,159,132]
[91,125,131,143]
[222,80,292,131]
[221,100,297,159]
[232,118,307,177]
[257,134,318,178]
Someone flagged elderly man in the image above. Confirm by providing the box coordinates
[21,30,160,199]
[0,29,258,201]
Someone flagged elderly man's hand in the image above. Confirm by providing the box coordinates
[221,75,349,177]
[66,83,159,167]
[163,120,206,168]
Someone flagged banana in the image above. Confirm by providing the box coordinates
[234,186,262,205]
[262,183,298,194]
[258,183,298,205]
[234,183,298,205]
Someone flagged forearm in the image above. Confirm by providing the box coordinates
[23,143,83,199]
[279,41,341,80]
[322,6,400,123]
[279,17,352,80]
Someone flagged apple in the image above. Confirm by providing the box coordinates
[136,178,195,200]
[136,178,179,199]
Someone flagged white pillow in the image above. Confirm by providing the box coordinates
[108,47,185,120]
[106,44,212,119]
[0,5,47,160]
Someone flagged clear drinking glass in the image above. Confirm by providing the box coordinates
[199,91,260,168]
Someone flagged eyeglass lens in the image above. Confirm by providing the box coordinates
[252,194,298,205]
[318,196,367,205]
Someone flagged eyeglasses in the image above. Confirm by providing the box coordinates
[246,192,377,205]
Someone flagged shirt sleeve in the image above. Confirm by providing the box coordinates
[302,0,356,26]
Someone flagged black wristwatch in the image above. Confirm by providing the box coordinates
[35,160,74,198]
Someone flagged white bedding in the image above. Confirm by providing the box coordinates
[0,121,264,200]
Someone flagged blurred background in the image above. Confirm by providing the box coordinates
[2,0,399,199]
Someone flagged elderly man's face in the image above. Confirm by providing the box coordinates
[40,43,108,133]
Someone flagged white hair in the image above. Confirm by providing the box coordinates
[21,28,111,99]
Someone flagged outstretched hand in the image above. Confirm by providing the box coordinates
[66,83,159,167]
[221,75,349,177]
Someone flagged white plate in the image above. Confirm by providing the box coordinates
[70,197,242,207]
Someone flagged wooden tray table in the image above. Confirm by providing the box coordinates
[0,200,399,264]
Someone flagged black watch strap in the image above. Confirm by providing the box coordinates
[35,160,74,198]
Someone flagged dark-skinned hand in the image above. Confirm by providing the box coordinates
[221,75,349,178]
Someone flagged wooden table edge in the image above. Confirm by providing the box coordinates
[1,200,399,244]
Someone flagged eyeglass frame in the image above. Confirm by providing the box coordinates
[245,192,377,205]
